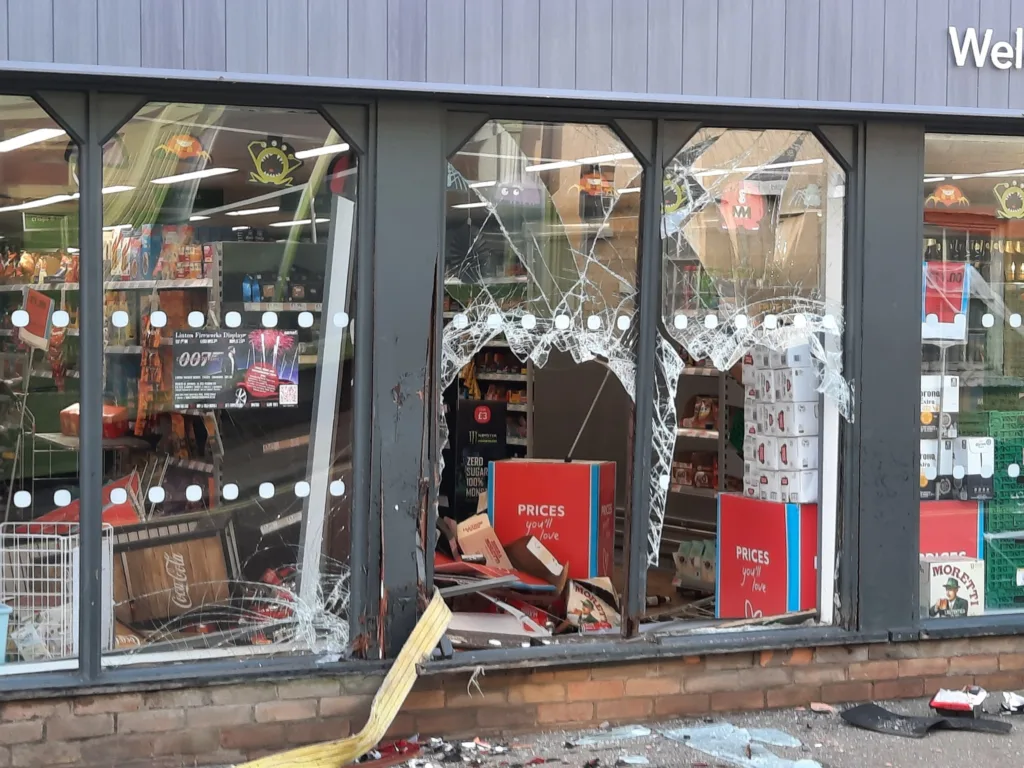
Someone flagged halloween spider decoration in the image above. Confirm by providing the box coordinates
[155,134,211,161]
[925,184,970,208]
[247,137,303,186]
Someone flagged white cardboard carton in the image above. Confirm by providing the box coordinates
[773,367,820,403]
[743,475,759,499]
[769,343,813,369]
[754,435,780,470]
[952,436,994,501]
[756,403,777,436]
[778,436,819,471]
[759,370,777,403]
[920,438,939,501]
[920,374,960,439]
[751,349,772,370]
[757,471,782,502]
[777,470,818,503]
[744,403,758,436]
[919,557,985,618]
[775,402,820,437]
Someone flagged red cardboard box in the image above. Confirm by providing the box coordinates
[716,495,818,619]
[919,500,982,559]
[488,459,615,580]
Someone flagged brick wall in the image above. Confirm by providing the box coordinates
[2,637,1023,767]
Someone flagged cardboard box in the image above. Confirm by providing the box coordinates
[565,577,620,633]
[759,370,777,403]
[742,355,758,388]
[919,557,984,618]
[920,375,960,439]
[754,435,779,470]
[952,437,994,501]
[920,439,939,501]
[717,495,818,619]
[757,471,781,502]
[775,403,820,437]
[743,474,759,499]
[755,403,776,435]
[743,434,757,462]
[59,404,129,439]
[778,437,819,471]
[936,439,956,501]
[769,343,812,369]
[773,367,819,403]
[743,403,758,436]
[506,536,567,590]
[777,470,818,504]
[457,514,514,570]
[751,349,772,370]
[488,459,615,580]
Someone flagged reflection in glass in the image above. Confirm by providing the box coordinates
[96,103,356,661]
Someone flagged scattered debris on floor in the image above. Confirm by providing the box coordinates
[930,686,988,718]
[571,726,652,747]
[661,723,822,768]
[1004,691,1024,714]
[840,702,1012,739]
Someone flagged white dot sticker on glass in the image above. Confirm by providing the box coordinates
[554,314,570,330]
[764,314,778,330]
[262,311,278,328]
[13,491,30,509]
[452,313,468,329]
[953,465,966,480]
[924,465,937,481]
[673,314,688,330]
[110,488,127,505]
[586,315,601,330]
[793,313,807,328]
[1012,314,1022,328]
[522,314,537,330]
[223,483,239,501]
[659,475,670,491]
[53,489,71,507]
[259,482,275,499]
[823,315,839,332]
[329,479,346,497]
[111,310,129,328]
[185,485,202,502]
[704,315,718,329]
[616,315,631,331]
[151,311,167,328]
[52,310,69,328]
[486,313,502,329]
[148,486,166,503]
[734,314,748,329]
[187,311,205,328]
[294,481,311,498]
[982,313,995,328]
[225,311,241,328]
[952,314,965,328]
[298,312,314,328]
[1010,464,1021,479]
[333,311,350,328]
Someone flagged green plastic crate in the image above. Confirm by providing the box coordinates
[985,501,1024,534]
[984,534,1024,610]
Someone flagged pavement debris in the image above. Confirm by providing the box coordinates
[661,723,821,768]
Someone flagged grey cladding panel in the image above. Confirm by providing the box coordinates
[681,0,717,97]
[465,0,502,86]
[54,0,98,66]
[914,0,948,108]
[716,0,752,99]
[226,0,268,74]
[882,0,916,104]
[538,0,575,89]
[503,0,539,89]
[611,0,646,94]
[817,0,853,102]
[426,0,465,84]
[183,0,226,71]
[750,0,786,100]
[9,0,53,63]
[647,0,682,94]
[575,0,612,91]
[784,0,819,100]
[850,0,885,103]
[1009,0,1024,108]
[97,0,140,67]
[977,0,1011,110]
[349,0,388,80]
[388,0,428,82]
[308,0,349,79]
[946,0,980,108]
[140,0,184,69]
[268,0,309,77]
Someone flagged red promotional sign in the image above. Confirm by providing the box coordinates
[488,460,615,580]
[19,289,53,351]
[717,495,818,619]
[919,500,982,559]
[719,181,765,231]
[923,262,968,323]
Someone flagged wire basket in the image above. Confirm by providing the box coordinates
[0,522,113,662]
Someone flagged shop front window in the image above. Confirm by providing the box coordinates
[0,97,82,671]
[439,121,641,642]
[96,103,356,661]
[659,129,847,625]
[920,133,1024,619]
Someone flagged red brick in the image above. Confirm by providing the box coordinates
[624,677,681,697]
[536,702,594,725]
[742,667,793,688]
[711,691,765,712]
[683,670,741,693]
[143,689,209,709]
[2,701,70,721]
[384,714,417,741]
[898,658,949,677]
[477,705,538,729]
[923,675,973,695]
[658,656,704,672]
[568,680,625,702]
[949,654,999,675]
[975,671,1024,691]
[873,678,925,700]
[220,723,287,751]
[592,663,654,680]
[766,685,820,709]
[530,668,590,683]
[152,728,221,756]
[793,666,847,685]
[787,648,814,665]
[653,693,710,716]
[320,695,370,718]
[285,717,352,745]
[820,682,873,704]
[403,690,446,710]
[967,637,1022,655]
[1000,653,1024,671]
[848,660,899,681]
[276,679,341,700]
[507,684,566,704]
[72,695,141,716]
[444,689,507,709]
[11,741,80,767]
[209,684,278,706]
[0,722,41,746]
[415,710,475,737]
[595,698,654,721]
[185,704,253,728]
[760,650,806,667]
[254,699,318,723]
[814,646,868,664]
[706,653,754,670]
[45,713,113,740]
[117,709,186,734]
[341,676,385,695]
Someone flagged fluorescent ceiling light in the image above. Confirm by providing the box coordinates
[102,185,135,194]
[226,205,281,217]
[150,167,237,185]
[924,176,946,183]
[294,142,350,160]
[452,202,490,209]
[67,248,79,254]
[576,152,634,164]
[469,181,496,189]
[618,187,641,194]
[103,224,131,231]
[0,194,77,213]
[950,168,1024,181]
[694,158,825,179]
[269,218,330,227]
[525,160,579,172]
[231,225,249,231]
[189,215,210,221]
[0,128,66,153]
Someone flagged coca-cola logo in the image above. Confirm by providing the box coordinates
[163,551,193,610]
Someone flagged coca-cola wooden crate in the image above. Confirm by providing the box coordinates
[112,511,239,624]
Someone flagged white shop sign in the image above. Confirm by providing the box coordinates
[949,27,1024,69]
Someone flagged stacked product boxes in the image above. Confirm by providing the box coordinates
[742,344,820,504]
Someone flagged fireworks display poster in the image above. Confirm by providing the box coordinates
[172,329,300,409]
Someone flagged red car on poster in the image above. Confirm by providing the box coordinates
[234,363,289,405]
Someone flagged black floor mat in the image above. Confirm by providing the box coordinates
[841,703,1012,738]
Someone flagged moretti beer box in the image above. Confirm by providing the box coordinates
[716,494,817,619]
[919,557,985,618]
[487,459,615,580]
